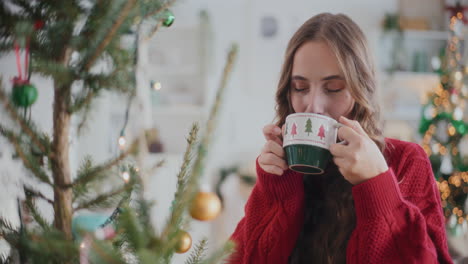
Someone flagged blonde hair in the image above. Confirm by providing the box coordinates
[275,13,385,152]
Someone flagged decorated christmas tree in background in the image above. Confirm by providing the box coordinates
[0,1,237,263]
[419,13,468,236]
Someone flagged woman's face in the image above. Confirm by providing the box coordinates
[290,41,355,121]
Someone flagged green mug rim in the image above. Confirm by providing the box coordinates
[289,164,324,175]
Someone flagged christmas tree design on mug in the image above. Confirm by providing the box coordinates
[291,122,297,138]
[305,118,313,136]
[317,124,326,141]
[283,113,340,175]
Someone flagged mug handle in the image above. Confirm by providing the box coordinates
[333,123,348,145]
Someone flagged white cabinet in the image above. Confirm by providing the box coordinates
[140,11,212,154]
[378,29,456,141]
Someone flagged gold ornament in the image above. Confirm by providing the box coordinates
[175,230,192,254]
[189,191,222,221]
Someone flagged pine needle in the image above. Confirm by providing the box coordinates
[185,238,208,264]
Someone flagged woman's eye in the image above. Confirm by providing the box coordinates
[291,80,309,92]
[324,80,345,93]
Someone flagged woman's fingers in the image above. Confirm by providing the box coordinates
[258,152,288,170]
[260,165,285,176]
[262,140,285,158]
[263,124,283,146]
[339,116,367,137]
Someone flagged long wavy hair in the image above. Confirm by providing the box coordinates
[278,14,386,263]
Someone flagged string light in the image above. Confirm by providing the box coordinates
[80,242,86,249]
[122,171,130,183]
[440,146,448,155]
[153,82,162,91]
[118,135,126,150]
[151,80,162,91]
[448,125,456,136]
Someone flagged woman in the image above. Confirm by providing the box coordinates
[228,13,452,264]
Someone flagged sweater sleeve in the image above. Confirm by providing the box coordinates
[227,158,305,264]
[346,144,453,264]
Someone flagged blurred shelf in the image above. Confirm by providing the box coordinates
[384,107,421,122]
[402,30,450,41]
[383,70,439,78]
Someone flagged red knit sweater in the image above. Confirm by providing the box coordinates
[228,138,453,263]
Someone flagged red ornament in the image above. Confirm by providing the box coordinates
[446,2,468,24]
[34,20,44,30]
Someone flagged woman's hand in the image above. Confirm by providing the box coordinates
[258,124,289,176]
[329,116,388,185]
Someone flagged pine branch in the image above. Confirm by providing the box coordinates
[31,57,75,85]
[21,230,79,262]
[0,217,17,232]
[160,123,199,240]
[0,83,50,156]
[24,189,51,229]
[74,184,132,211]
[82,0,137,71]
[89,239,126,264]
[116,206,145,251]
[144,21,163,42]
[200,241,235,264]
[24,186,53,206]
[143,0,177,20]
[0,126,52,185]
[72,143,134,188]
[160,44,238,260]
[69,89,94,113]
[185,239,208,264]
[189,44,238,188]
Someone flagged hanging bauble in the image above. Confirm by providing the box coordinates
[162,10,175,27]
[432,143,440,155]
[11,81,38,107]
[424,105,436,120]
[453,107,464,121]
[451,90,459,104]
[462,85,468,97]
[435,119,450,143]
[419,105,435,134]
[175,230,192,254]
[440,155,453,175]
[189,191,222,221]
[452,120,467,135]
[34,20,45,30]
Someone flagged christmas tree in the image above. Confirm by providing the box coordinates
[317,125,325,141]
[0,1,236,263]
[419,14,468,235]
[291,123,297,137]
[305,118,312,136]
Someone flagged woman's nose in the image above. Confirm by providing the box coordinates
[303,89,325,115]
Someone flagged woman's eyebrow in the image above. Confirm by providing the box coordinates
[291,74,343,81]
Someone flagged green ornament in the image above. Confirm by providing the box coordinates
[453,120,467,135]
[12,83,38,107]
[162,10,175,27]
